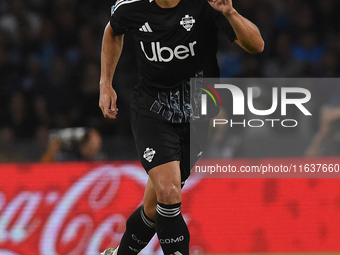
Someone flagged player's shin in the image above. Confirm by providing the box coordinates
[117,205,156,255]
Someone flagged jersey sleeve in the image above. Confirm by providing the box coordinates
[211,8,236,42]
[109,4,128,35]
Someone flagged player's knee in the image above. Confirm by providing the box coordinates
[157,184,181,205]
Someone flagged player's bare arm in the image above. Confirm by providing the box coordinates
[99,23,124,119]
[208,0,264,54]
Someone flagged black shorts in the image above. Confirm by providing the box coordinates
[130,108,210,184]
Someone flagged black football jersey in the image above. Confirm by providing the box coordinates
[110,0,236,122]
[110,0,235,88]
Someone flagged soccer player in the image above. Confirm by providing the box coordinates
[99,0,264,254]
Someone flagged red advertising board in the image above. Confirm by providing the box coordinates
[0,159,340,255]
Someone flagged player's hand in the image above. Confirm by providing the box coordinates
[207,0,235,16]
[99,84,119,119]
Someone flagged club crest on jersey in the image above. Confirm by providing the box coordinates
[180,15,195,31]
[143,147,156,162]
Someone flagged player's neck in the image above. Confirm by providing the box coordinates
[154,0,181,8]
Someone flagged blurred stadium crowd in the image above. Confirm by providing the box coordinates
[0,0,340,161]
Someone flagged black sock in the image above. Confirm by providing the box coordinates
[156,202,190,255]
[117,205,156,255]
